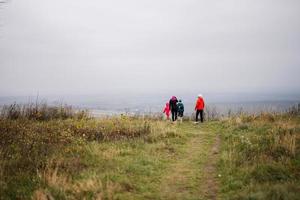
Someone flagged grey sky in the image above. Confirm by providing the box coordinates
[0,0,300,96]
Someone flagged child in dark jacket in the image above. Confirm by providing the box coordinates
[177,100,184,122]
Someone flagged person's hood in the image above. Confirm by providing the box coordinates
[166,103,169,106]
[171,96,177,100]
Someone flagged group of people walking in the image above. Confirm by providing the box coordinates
[163,94,205,123]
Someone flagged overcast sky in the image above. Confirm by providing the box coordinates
[0,0,299,97]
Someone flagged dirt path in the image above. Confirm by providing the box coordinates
[200,134,221,200]
[159,127,220,200]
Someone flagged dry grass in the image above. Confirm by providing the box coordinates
[218,113,300,199]
[0,106,152,199]
[36,164,122,200]
[0,102,89,120]
[145,121,180,143]
[1,103,299,199]
[32,189,54,200]
[272,126,297,157]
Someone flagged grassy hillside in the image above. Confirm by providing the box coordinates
[217,113,300,199]
[0,104,299,199]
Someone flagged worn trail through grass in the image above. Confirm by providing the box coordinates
[159,123,220,200]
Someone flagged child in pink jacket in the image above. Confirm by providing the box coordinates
[163,103,170,120]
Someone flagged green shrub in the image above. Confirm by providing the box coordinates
[250,164,291,182]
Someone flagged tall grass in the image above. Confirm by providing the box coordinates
[218,112,300,200]
[0,102,89,120]
[0,103,152,199]
[1,102,299,199]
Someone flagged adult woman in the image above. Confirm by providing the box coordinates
[169,96,178,122]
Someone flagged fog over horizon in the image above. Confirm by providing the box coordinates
[1,0,300,100]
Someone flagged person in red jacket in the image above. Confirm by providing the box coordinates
[195,94,205,122]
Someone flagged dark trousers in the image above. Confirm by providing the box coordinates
[196,109,204,122]
[178,111,184,117]
[171,109,178,121]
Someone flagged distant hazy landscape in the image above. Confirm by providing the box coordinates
[1,92,299,117]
